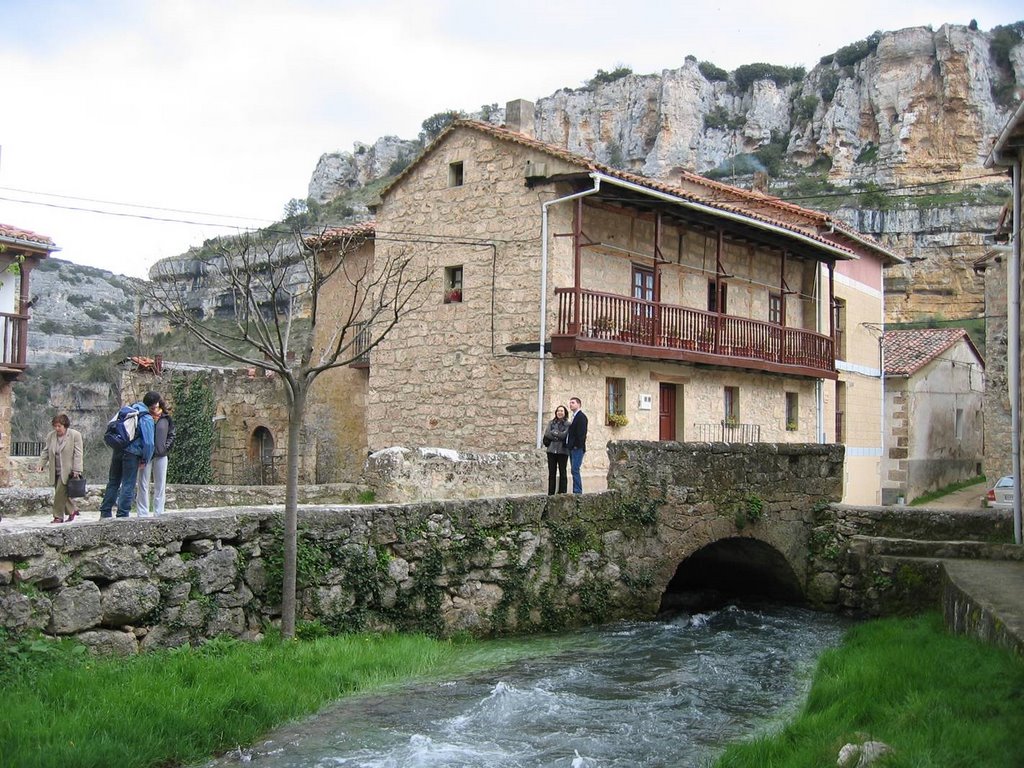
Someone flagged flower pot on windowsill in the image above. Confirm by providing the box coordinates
[444,289,463,304]
[607,413,629,427]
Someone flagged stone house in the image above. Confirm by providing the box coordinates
[984,100,1023,517]
[313,102,899,502]
[0,223,56,486]
[880,328,985,504]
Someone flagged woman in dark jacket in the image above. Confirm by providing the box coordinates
[544,404,570,495]
[136,399,175,516]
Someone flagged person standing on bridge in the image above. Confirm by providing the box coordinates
[136,397,175,517]
[544,404,570,495]
[38,414,84,524]
[566,396,588,494]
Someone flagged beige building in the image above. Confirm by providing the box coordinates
[314,104,899,500]
[0,223,56,487]
[880,328,985,504]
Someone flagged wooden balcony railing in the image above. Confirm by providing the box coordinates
[0,312,29,372]
[553,289,835,378]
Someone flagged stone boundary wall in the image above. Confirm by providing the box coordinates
[0,493,662,654]
[808,503,1020,616]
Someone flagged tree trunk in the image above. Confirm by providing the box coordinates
[280,383,307,639]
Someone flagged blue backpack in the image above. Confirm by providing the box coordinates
[104,406,140,450]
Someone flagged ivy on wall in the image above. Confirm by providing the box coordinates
[167,376,215,485]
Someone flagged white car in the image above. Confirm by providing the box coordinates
[986,475,1015,509]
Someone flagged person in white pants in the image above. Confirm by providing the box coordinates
[136,398,175,516]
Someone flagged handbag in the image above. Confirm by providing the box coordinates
[67,475,87,498]
[542,435,552,447]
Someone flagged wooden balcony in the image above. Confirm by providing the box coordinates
[551,289,837,379]
[0,311,29,377]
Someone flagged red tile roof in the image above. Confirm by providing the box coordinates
[883,328,983,376]
[0,223,56,249]
[379,119,900,264]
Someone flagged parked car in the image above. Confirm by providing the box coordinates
[986,475,1015,508]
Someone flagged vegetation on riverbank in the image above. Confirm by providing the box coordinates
[0,628,540,768]
[715,612,1024,768]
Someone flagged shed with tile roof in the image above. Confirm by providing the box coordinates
[880,328,985,504]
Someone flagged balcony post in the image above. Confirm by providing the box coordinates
[16,260,32,368]
[571,197,584,334]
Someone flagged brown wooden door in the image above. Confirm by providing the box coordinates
[659,383,676,441]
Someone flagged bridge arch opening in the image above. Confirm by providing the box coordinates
[658,537,804,616]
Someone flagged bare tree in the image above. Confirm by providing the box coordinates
[141,224,432,638]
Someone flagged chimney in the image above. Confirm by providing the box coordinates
[505,99,535,137]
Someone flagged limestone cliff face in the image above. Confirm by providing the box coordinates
[308,135,420,204]
[526,24,1018,183]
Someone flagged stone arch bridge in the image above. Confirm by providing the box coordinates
[0,442,866,651]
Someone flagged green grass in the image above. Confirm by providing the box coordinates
[909,475,985,506]
[715,613,1024,768]
[0,630,543,768]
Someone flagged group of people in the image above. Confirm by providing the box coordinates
[543,396,588,495]
[39,390,176,523]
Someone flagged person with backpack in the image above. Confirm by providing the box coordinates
[136,397,175,517]
[99,391,160,519]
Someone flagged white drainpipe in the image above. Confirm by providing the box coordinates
[537,174,602,447]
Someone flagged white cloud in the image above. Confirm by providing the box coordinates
[0,0,1019,277]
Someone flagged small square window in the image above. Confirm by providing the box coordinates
[444,266,463,304]
[448,161,464,187]
[785,392,798,430]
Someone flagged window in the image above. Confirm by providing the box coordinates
[606,377,626,423]
[785,392,798,430]
[769,292,783,325]
[723,386,739,425]
[833,297,846,359]
[444,265,463,304]
[708,280,727,313]
[955,408,964,440]
[632,265,654,302]
[835,381,847,443]
[448,161,464,187]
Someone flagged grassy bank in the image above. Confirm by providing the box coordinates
[0,630,539,768]
[715,612,1024,767]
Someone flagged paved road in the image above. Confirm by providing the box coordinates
[921,480,987,509]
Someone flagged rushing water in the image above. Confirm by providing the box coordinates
[203,604,849,768]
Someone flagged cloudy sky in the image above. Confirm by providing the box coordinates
[1,0,1020,278]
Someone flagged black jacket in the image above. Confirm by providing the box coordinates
[566,410,588,452]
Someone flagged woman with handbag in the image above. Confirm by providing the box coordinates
[543,404,570,495]
[38,414,84,524]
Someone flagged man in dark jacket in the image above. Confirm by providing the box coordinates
[566,396,588,494]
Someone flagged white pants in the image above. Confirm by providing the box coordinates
[136,455,168,516]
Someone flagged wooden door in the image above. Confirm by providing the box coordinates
[659,383,677,441]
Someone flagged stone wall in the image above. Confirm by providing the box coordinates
[362,446,546,502]
[806,503,1020,616]
[123,366,319,485]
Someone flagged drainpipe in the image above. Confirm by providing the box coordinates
[536,174,602,447]
[1011,159,1022,545]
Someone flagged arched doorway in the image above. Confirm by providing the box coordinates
[658,538,804,616]
[249,426,278,485]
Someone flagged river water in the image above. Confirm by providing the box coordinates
[204,604,849,767]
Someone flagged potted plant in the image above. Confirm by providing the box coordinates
[445,288,462,304]
[607,412,629,427]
